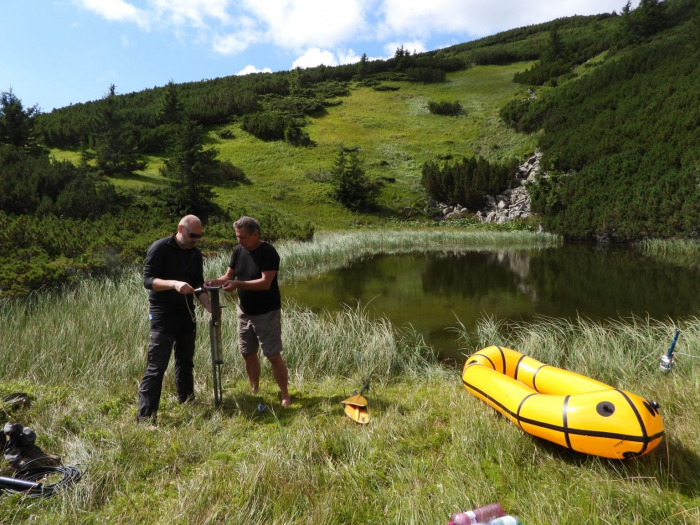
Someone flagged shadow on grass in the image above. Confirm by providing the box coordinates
[652,438,700,497]
[210,388,400,426]
[111,171,167,186]
[529,432,700,497]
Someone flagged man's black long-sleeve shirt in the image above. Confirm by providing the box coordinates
[143,235,205,317]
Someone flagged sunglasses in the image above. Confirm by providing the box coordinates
[183,225,203,239]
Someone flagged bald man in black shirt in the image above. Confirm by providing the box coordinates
[139,215,212,424]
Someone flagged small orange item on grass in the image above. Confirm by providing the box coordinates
[341,384,370,424]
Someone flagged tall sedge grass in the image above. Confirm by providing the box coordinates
[205,229,561,284]
[636,239,700,256]
[1,230,699,524]
[635,239,700,272]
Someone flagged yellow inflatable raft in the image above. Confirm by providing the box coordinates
[462,346,664,459]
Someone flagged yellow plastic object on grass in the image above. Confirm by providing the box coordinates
[341,384,370,425]
[462,346,664,459]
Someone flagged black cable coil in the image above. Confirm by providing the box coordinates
[0,457,85,499]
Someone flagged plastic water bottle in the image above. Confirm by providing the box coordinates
[449,503,506,524]
[488,517,522,525]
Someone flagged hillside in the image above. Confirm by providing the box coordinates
[100,63,536,229]
[35,10,626,230]
[3,0,700,295]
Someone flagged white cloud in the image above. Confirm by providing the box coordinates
[75,0,149,28]
[150,0,230,28]
[240,0,373,51]
[292,48,339,69]
[120,34,134,47]
[237,65,272,75]
[289,47,365,71]
[337,49,361,64]
[213,32,255,54]
[212,15,261,55]
[73,0,634,61]
[378,0,632,39]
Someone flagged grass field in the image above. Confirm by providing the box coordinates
[47,63,538,231]
[1,230,698,524]
[208,64,537,229]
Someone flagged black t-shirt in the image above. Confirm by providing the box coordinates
[143,235,205,317]
[229,242,281,315]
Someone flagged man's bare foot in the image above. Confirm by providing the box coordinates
[281,396,291,408]
[250,387,259,394]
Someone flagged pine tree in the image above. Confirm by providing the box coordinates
[0,89,42,154]
[357,53,368,80]
[160,119,219,216]
[93,85,146,176]
[541,25,565,63]
[158,80,183,125]
[330,148,378,210]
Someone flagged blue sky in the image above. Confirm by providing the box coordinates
[2,0,636,113]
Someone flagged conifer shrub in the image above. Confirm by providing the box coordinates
[372,85,400,92]
[421,156,518,209]
[240,112,308,144]
[427,100,462,116]
[0,209,314,296]
[404,67,446,83]
[499,98,544,133]
[529,153,700,241]
[330,148,379,211]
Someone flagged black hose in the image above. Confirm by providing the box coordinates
[0,457,85,499]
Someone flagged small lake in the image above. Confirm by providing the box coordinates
[284,244,700,360]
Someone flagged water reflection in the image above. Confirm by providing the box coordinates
[285,244,700,360]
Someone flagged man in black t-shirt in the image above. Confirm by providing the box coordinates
[206,216,290,407]
[139,215,212,424]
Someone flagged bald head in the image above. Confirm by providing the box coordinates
[176,215,203,249]
[179,215,202,230]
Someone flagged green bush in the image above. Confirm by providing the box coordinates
[240,111,308,144]
[499,98,544,133]
[427,100,462,116]
[372,85,400,92]
[421,156,518,209]
[261,95,324,117]
[404,67,446,83]
[0,144,122,219]
[330,148,379,211]
[529,153,700,241]
[216,160,249,184]
[513,59,573,86]
[0,209,314,296]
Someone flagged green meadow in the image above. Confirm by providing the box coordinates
[48,63,537,230]
[207,65,537,227]
[1,231,699,524]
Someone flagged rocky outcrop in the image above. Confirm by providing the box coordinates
[476,149,542,225]
[421,200,470,220]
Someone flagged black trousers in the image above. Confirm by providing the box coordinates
[137,314,196,422]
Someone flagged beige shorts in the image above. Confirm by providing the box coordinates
[237,307,283,357]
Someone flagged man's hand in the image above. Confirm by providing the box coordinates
[174,281,195,294]
[206,270,235,289]
[222,280,238,292]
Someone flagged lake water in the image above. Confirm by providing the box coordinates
[283,244,700,360]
